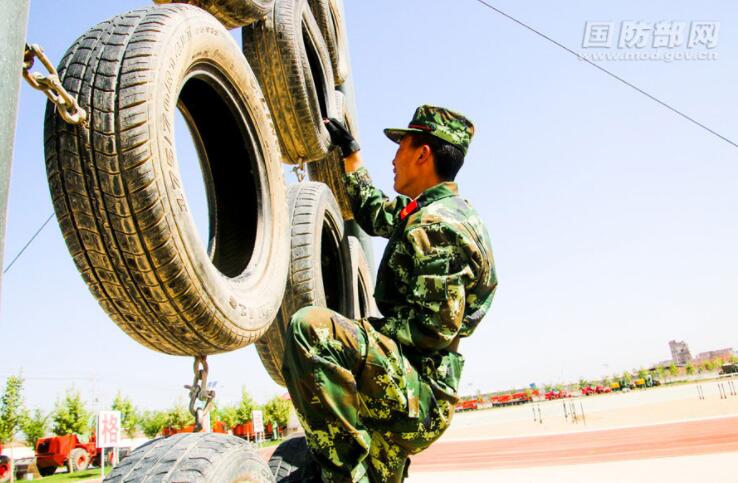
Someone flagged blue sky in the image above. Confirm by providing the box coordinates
[2,0,736,413]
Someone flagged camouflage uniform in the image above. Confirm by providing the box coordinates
[282,106,497,483]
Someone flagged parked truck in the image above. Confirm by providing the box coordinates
[35,434,103,477]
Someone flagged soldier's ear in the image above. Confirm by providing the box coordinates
[417,144,432,164]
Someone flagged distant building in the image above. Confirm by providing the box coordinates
[669,340,692,365]
[694,348,735,363]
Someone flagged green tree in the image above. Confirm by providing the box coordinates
[702,359,715,371]
[730,355,738,364]
[22,408,49,448]
[578,379,589,390]
[216,405,239,430]
[622,371,632,384]
[655,366,666,382]
[139,410,167,439]
[263,396,291,429]
[543,384,552,393]
[668,363,679,378]
[0,375,25,443]
[602,376,612,387]
[686,362,695,375]
[637,367,648,379]
[235,388,257,424]
[52,389,90,436]
[112,392,138,438]
[165,403,192,430]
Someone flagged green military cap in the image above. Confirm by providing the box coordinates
[384,105,475,155]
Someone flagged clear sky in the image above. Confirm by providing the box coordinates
[2,0,736,414]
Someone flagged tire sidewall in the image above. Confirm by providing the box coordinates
[149,6,288,338]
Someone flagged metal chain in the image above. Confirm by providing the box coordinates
[292,158,307,182]
[185,356,216,432]
[22,43,88,126]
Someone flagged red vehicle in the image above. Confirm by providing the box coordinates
[545,390,570,400]
[0,444,10,483]
[35,434,102,476]
[454,399,479,411]
[231,421,282,440]
[162,421,228,437]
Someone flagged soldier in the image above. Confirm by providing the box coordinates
[282,105,497,482]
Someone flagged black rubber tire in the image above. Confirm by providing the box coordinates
[347,236,378,319]
[37,466,56,477]
[242,0,337,164]
[44,5,289,355]
[153,0,275,29]
[104,433,274,482]
[68,448,89,472]
[307,90,354,220]
[256,182,353,386]
[269,436,318,482]
[308,0,349,86]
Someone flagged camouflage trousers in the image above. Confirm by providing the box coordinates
[282,306,455,483]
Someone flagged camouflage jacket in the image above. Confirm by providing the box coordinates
[344,167,497,400]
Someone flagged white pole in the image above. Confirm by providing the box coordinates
[101,447,105,479]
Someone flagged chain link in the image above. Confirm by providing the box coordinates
[292,158,307,182]
[184,356,216,432]
[23,43,88,126]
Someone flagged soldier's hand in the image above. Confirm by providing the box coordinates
[324,118,360,158]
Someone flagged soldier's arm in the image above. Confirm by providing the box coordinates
[374,223,474,351]
[343,155,408,238]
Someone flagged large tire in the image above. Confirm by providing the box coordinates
[37,465,57,477]
[347,237,378,319]
[256,182,353,386]
[268,436,319,482]
[307,90,354,219]
[308,0,349,86]
[153,0,275,28]
[68,448,89,473]
[44,5,289,355]
[104,433,273,482]
[243,0,337,164]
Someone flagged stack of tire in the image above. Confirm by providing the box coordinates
[43,0,377,481]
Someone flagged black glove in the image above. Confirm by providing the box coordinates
[324,118,360,158]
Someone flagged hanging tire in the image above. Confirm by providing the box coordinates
[307,90,354,219]
[44,5,289,355]
[68,448,89,472]
[347,237,378,319]
[268,436,319,482]
[308,0,350,86]
[153,0,275,28]
[256,182,353,386]
[104,433,274,482]
[242,0,337,164]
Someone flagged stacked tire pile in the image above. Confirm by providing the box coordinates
[43,0,377,481]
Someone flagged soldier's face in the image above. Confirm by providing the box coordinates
[392,136,423,197]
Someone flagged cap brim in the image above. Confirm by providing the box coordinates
[383,128,424,145]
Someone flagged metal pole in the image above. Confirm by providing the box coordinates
[0,0,30,310]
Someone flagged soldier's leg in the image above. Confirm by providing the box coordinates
[282,306,372,483]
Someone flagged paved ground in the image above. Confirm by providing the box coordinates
[410,416,738,471]
[407,451,738,483]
